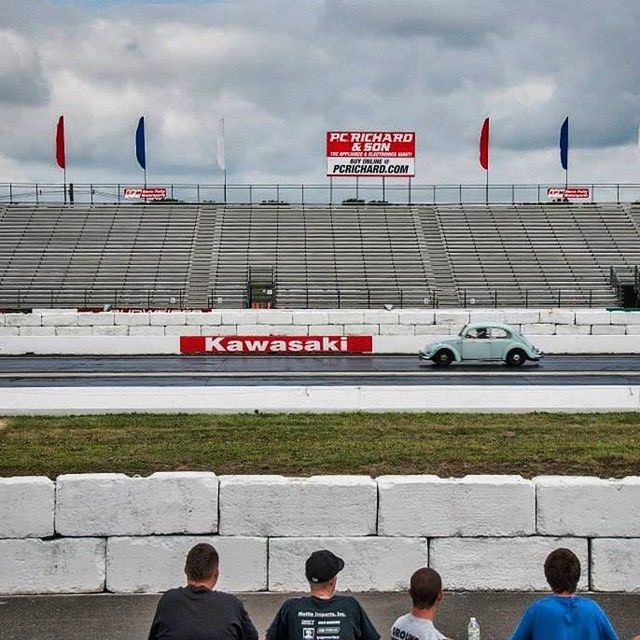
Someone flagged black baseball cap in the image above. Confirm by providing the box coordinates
[305,550,345,583]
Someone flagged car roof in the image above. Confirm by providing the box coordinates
[464,321,518,331]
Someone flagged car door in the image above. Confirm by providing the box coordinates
[461,326,492,360]
[490,327,512,360]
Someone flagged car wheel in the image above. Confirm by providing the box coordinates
[506,348,526,367]
[432,349,453,366]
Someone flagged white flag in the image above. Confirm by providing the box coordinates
[217,117,226,172]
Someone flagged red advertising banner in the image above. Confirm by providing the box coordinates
[326,131,415,177]
[180,335,373,355]
[547,187,590,200]
[124,187,167,200]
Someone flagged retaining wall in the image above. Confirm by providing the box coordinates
[1,308,640,354]
[1,473,639,594]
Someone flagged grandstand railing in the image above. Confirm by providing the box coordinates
[2,182,640,206]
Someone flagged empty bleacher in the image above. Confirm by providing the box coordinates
[1,202,640,309]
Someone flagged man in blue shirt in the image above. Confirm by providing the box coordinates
[510,548,618,640]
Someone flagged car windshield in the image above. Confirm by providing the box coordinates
[458,324,468,336]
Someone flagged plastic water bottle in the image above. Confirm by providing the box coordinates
[467,617,480,640]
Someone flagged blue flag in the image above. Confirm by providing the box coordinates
[135,117,146,171]
[559,117,569,171]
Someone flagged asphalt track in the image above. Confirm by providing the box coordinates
[1,592,639,640]
[0,354,639,387]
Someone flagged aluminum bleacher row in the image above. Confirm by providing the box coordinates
[1,203,640,309]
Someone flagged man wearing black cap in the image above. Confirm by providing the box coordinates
[266,549,380,640]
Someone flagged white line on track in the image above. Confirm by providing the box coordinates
[1,370,640,379]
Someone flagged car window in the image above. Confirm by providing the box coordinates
[465,327,489,339]
[491,327,511,339]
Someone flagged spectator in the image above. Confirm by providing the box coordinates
[266,549,380,640]
[510,548,618,640]
[391,568,450,640]
[148,542,258,640]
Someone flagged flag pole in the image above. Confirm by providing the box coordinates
[485,167,489,205]
[224,168,227,204]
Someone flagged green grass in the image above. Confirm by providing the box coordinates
[1,413,640,478]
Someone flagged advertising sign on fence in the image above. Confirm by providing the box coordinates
[124,187,167,200]
[180,335,373,355]
[326,131,415,177]
[547,187,590,200]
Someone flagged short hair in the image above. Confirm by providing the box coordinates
[185,543,219,581]
[544,548,580,593]
[409,568,442,609]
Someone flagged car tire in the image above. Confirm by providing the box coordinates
[432,349,453,366]
[506,348,526,367]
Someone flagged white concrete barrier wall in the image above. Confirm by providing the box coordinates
[2,308,640,354]
[1,473,639,594]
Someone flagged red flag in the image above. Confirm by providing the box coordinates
[56,116,66,169]
[479,116,489,170]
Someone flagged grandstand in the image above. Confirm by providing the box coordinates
[1,202,640,309]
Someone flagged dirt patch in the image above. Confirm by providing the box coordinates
[0,419,7,431]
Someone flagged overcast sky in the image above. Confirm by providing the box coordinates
[1,0,639,187]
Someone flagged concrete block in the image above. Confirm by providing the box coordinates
[520,323,556,335]
[77,312,115,326]
[128,325,166,336]
[468,310,505,323]
[113,312,150,326]
[5,313,41,327]
[0,477,54,538]
[270,325,308,336]
[269,537,428,592]
[430,537,588,591]
[328,311,364,325]
[220,311,259,325]
[236,325,271,335]
[344,324,379,335]
[611,311,640,325]
[56,472,218,536]
[0,538,105,594]
[535,476,640,536]
[55,327,93,336]
[539,310,575,324]
[219,475,376,536]
[591,325,626,335]
[185,311,222,326]
[362,311,399,325]
[0,327,19,336]
[41,312,78,326]
[414,325,449,336]
[555,325,590,335]
[19,326,55,336]
[592,539,640,592]
[292,311,330,325]
[165,326,199,336]
[201,325,238,335]
[503,309,540,324]
[379,325,415,336]
[435,310,470,325]
[397,311,435,325]
[0,314,4,326]
[107,536,267,593]
[149,312,186,326]
[626,325,640,335]
[93,326,129,336]
[446,324,466,335]
[257,311,293,324]
[308,325,342,335]
[575,310,611,325]
[378,475,535,537]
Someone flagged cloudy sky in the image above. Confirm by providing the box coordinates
[1,0,639,188]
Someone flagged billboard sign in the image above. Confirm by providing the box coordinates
[547,187,590,200]
[326,131,415,177]
[180,335,373,355]
[124,187,167,200]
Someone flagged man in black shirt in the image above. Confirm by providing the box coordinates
[148,543,258,640]
[266,549,380,640]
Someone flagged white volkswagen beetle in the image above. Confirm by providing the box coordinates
[419,322,543,367]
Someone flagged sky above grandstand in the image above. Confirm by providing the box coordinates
[1,0,640,188]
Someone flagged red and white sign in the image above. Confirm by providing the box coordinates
[326,131,415,178]
[124,187,167,200]
[180,335,373,355]
[547,187,590,200]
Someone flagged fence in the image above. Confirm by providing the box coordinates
[2,182,640,206]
